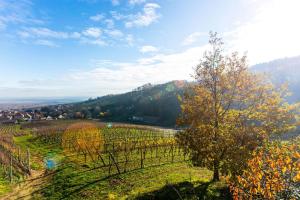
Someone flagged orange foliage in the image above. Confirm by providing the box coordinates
[230,139,300,200]
[62,122,104,161]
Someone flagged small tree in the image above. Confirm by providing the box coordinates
[177,32,299,181]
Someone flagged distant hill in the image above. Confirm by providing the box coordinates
[43,81,188,127]
[41,56,300,127]
[251,56,300,102]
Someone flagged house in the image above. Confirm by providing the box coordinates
[46,116,53,120]
[131,115,159,124]
[13,112,24,120]
[132,116,144,121]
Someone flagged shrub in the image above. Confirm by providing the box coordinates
[230,139,300,200]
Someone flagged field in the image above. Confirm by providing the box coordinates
[0,120,230,199]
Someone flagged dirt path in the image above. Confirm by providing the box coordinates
[0,169,50,200]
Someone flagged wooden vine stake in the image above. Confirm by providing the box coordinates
[27,148,31,175]
[10,155,13,183]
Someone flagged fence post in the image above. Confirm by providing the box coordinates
[108,152,112,175]
[10,155,13,183]
[27,148,31,175]
[171,145,174,163]
[18,147,21,162]
[140,142,144,169]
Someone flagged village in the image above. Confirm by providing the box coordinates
[0,109,66,124]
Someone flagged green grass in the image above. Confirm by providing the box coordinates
[14,134,63,170]
[14,134,61,156]
[32,161,230,200]
[0,170,11,197]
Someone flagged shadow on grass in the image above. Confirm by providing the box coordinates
[135,181,232,200]
[34,162,231,200]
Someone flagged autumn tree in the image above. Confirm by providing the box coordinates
[177,32,299,181]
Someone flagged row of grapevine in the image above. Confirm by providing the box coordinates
[62,136,187,174]
[0,125,25,136]
[0,125,31,182]
[31,122,187,176]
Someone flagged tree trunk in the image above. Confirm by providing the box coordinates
[213,160,220,182]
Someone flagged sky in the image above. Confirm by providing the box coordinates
[0,0,300,98]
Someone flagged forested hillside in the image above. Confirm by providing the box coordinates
[42,81,188,127]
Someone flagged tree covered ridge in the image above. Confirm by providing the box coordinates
[41,80,188,127]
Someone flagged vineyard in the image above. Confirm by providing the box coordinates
[0,125,31,184]
[30,121,187,175]
[0,121,233,199]
[0,120,233,199]
[0,121,186,181]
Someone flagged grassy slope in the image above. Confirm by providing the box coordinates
[16,134,230,200]
[14,135,63,171]
[33,162,230,200]
[4,130,231,200]
[0,174,11,196]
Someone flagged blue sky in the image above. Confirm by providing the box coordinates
[0,0,300,98]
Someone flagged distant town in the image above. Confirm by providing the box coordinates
[0,108,66,124]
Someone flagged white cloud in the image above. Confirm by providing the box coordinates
[90,14,104,22]
[129,0,146,5]
[17,25,131,47]
[110,11,126,20]
[126,34,134,46]
[0,20,6,30]
[125,3,160,28]
[80,37,106,46]
[229,0,300,64]
[29,28,68,38]
[137,54,163,65]
[182,32,206,46]
[10,44,208,97]
[0,0,43,31]
[89,39,106,46]
[17,30,31,38]
[111,0,120,6]
[64,45,207,96]
[18,27,71,39]
[82,27,102,38]
[34,39,59,47]
[104,19,114,29]
[140,45,158,53]
[105,29,123,38]
[70,32,81,39]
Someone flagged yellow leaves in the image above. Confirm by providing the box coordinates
[294,172,300,182]
[285,157,292,165]
[237,176,242,183]
[250,188,258,194]
[282,166,287,173]
[108,193,117,200]
[230,140,300,199]
[62,122,104,162]
[294,151,300,159]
